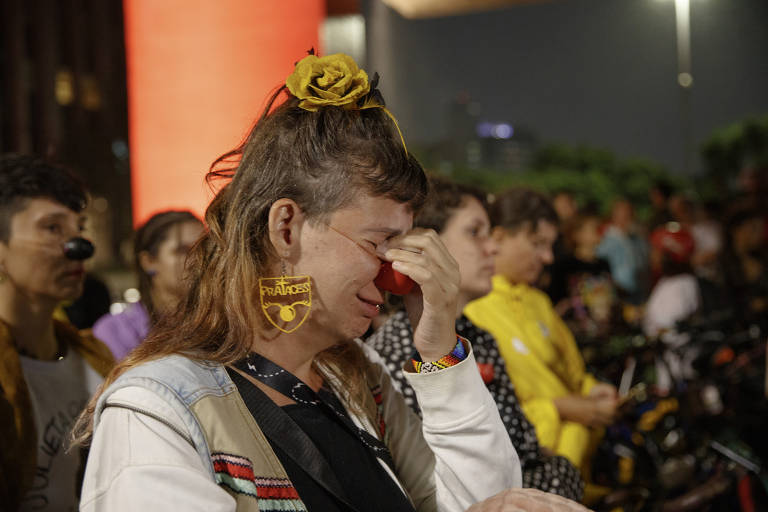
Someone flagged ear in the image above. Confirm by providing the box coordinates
[267,199,305,259]
[0,240,8,272]
[137,250,156,276]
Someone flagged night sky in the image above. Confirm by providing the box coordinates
[366,0,768,174]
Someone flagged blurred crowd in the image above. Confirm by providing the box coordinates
[2,149,766,511]
[367,177,768,509]
[545,182,768,346]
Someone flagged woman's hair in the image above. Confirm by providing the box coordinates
[74,78,427,445]
[133,210,201,318]
[415,175,488,233]
[490,187,558,234]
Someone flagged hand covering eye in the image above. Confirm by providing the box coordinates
[374,261,414,295]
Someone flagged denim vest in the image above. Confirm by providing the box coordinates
[93,355,307,512]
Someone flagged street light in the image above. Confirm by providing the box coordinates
[675,0,693,89]
[673,0,694,174]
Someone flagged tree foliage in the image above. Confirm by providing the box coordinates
[416,143,685,219]
[412,113,768,218]
[701,114,768,178]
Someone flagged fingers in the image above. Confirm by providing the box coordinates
[589,383,618,400]
[382,228,459,305]
[386,250,453,295]
[466,488,592,512]
[589,382,619,427]
[593,397,619,426]
[382,228,460,361]
[381,228,455,270]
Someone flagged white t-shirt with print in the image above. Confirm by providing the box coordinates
[19,349,103,511]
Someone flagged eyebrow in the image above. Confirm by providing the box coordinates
[36,212,86,224]
[364,227,403,237]
[37,212,71,221]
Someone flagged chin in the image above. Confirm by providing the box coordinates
[58,284,85,302]
[320,315,369,343]
[524,277,539,286]
[343,316,373,340]
[467,286,492,302]
[349,321,372,340]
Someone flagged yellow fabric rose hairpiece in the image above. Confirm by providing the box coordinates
[285,51,407,155]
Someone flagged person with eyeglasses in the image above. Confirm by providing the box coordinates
[72,54,588,512]
[368,177,584,501]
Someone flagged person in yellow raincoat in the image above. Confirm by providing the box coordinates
[465,188,618,471]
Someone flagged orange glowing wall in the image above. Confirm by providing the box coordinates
[124,1,324,226]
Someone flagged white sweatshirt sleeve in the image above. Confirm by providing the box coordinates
[363,341,522,512]
[79,387,235,512]
[82,345,520,512]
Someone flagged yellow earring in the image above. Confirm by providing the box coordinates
[259,260,312,334]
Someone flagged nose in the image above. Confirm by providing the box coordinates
[485,236,500,257]
[540,246,554,265]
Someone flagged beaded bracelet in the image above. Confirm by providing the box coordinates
[412,337,468,373]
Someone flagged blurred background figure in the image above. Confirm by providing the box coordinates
[549,212,619,342]
[465,188,618,473]
[647,180,675,231]
[0,154,113,511]
[667,194,695,230]
[539,189,579,292]
[718,204,768,326]
[643,222,700,392]
[92,210,202,360]
[596,199,649,305]
[552,190,578,225]
[644,223,699,342]
[689,200,723,282]
[369,176,584,500]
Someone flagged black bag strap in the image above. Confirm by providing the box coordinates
[232,353,396,471]
[226,368,360,512]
